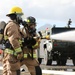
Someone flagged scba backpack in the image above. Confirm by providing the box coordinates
[0,21,6,45]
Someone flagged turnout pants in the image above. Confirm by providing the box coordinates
[20,58,42,75]
[3,52,20,75]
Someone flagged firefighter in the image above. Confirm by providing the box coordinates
[3,6,25,75]
[20,16,42,75]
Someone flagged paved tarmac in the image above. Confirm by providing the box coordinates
[0,60,75,75]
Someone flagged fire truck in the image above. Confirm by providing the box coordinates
[38,26,75,66]
[37,27,52,65]
[49,27,75,66]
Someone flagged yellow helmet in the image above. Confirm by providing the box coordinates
[6,6,23,16]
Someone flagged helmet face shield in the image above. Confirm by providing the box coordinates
[20,14,25,21]
[25,16,37,35]
[16,14,26,24]
[17,14,23,21]
[27,23,36,35]
[27,23,36,27]
[28,26,36,35]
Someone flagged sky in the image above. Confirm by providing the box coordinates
[0,0,75,29]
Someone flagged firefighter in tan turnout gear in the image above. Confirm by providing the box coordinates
[3,6,25,75]
[20,16,42,75]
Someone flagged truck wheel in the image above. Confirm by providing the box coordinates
[57,60,61,66]
[46,59,52,65]
[60,59,67,66]
[57,58,67,66]
[57,58,67,71]
[72,57,75,65]
[71,57,75,71]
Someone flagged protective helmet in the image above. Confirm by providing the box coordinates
[6,6,23,16]
[26,16,36,24]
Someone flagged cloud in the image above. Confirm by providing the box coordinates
[21,0,75,22]
[0,0,75,28]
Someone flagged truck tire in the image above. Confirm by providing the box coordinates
[46,59,52,65]
[57,58,67,66]
[57,60,61,65]
[46,51,52,65]
[71,56,75,71]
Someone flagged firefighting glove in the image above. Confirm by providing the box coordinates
[17,52,23,60]
[45,35,50,40]
[32,42,39,49]
[15,47,23,60]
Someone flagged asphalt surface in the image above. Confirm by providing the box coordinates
[0,60,75,75]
